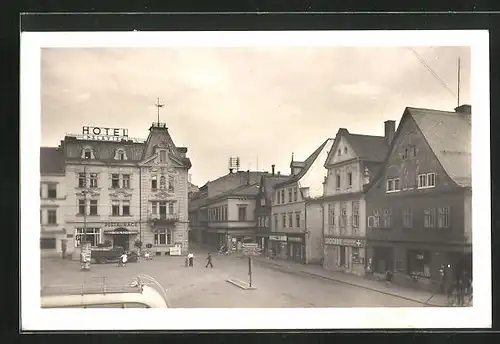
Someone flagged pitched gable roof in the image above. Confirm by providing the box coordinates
[274,138,331,188]
[204,182,261,206]
[40,147,65,175]
[260,174,291,198]
[407,107,471,187]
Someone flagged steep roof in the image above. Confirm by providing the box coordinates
[274,138,331,188]
[348,133,389,161]
[261,174,291,198]
[40,147,65,175]
[204,182,261,206]
[407,107,471,187]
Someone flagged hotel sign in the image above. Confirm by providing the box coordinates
[82,126,129,142]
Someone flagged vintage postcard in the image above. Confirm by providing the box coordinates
[20,30,491,330]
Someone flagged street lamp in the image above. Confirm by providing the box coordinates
[80,158,91,271]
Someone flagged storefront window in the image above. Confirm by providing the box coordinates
[75,228,101,247]
[407,250,431,277]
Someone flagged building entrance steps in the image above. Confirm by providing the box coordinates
[246,255,459,307]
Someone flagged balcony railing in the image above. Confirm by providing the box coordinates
[149,213,179,226]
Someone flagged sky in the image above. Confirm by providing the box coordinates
[41,46,470,187]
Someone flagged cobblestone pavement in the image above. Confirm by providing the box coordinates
[41,248,426,308]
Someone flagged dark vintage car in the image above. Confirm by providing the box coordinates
[91,247,139,264]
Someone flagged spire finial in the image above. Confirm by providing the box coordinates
[155,97,165,124]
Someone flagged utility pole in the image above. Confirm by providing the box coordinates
[248,256,253,288]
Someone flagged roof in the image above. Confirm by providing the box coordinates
[260,174,291,198]
[203,182,261,206]
[407,107,471,187]
[274,138,331,188]
[347,133,389,161]
[40,147,65,175]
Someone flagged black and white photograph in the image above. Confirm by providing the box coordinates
[21,30,490,330]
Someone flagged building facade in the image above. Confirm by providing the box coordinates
[271,139,334,264]
[40,121,192,258]
[365,105,472,289]
[320,123,392,275]
[40,147,68,258]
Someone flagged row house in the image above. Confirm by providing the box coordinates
[41,121,192,259]
[319,122,393,275]
[270,138,334,264]
[365,105,472,289]
[255,165,290,251]
[188,183,208,244]
[199,172,264,251]
[40,147,67,257]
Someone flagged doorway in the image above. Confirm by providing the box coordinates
[113,235,129,251]
[340,246,346,266]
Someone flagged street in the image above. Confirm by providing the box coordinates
[41,250,423,308]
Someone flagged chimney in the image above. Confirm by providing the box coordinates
[455,104,471,114]
[384,120,396,146]
[271,164,275,176]
[247,169,250,185]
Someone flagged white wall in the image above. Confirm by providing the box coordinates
[298,139,333,199]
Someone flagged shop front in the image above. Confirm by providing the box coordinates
[255,232,269,253]
[324,237,366,275]
[287,234,306,264]
[268,233,287,259]
[103,221,140,251]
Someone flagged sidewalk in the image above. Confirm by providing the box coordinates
[247,255,454,307]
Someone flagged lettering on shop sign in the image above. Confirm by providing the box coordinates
[269,235,287,242]
[104,222,138,227]
[324,237,365,247]
[82,126,129,141]
[287,236,303,243]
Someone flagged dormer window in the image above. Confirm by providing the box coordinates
[114,148,127,161]
[81,147,95,160]
[160,150,167,163]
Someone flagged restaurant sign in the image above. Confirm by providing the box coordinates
[104,221,138,228]
[82,126,129,142]
[269,234,287,242]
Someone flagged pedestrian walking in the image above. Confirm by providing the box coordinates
[456,270,466,306]
[119,251,128,267]
[205,252,213,268]
[187,252,194,267]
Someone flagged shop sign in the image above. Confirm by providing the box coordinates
[170,246,182,256]
[82,126,128,141]
[324,237,365,247]
[287,236,303,243]
[104,222,138,228]
[269,235,287,242]
[104,230,139,235]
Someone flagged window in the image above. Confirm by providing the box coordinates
[288,188,292,203]
[160,176,166,189]
[424,208,436,228]
[344,147,348,154]
[122,201,130,216]
[328,204,335,227]
[395,260,404,272]
[274,214,278,230]
[387,178,400,192]
[402,148,409,160]
[265,217,269,227]
[438,207,450,228]
[238,206,247,221]
[40,210,42,224]
[260,198,266,206]
[288,213,293,228]
[340,204,347,227]
[75,228,101,247]
[78,173,86,188]
[403,208,413,228]
[407,250,431,277]
[78,199,85,215]
[47,183,57,199]
[281,190,285,204]
[296,212,301,228]
[382,209,391,228]
[47,210,57,224]
[114,148,127,161]
[159,202,167,217]
[154,229,172,245]
[89,173,98,188]
[111,174,120,188]
[151,175,157,190]
[337,149,341,156]
[369,209,380,228]
[282,213,286,228]
[40,238,56,249]
[347,172,352,187]
[352,202,359,227]
[418,174,427,188]
[168,202,174,215]
[276,191,280,204]
[412,146,417,157]
[336,173,341,189]
[223,205,228,221]
[89,200,98,215]
[122,174,130,189]
[394,178,400,191]
[168,175,174,192]
[293,187,298,202]
[160,150,167,163]
[84,150,92,159]
[427,173,436,187]
[152,202,158,215]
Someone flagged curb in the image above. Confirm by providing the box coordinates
[252,257,441,307]
[226,279,257,290]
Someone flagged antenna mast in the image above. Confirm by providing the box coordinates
[457,57,461,108]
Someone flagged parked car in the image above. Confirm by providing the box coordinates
[91,247,138,264]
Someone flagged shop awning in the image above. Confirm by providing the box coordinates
[104,228,139,235]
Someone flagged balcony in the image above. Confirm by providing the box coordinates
[149,213,179,227]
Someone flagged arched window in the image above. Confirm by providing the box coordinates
[168,175,175,192]
[160,176,166,189]
[151,175,157,190]
[81,147,95,160]
[114,148,127,160]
